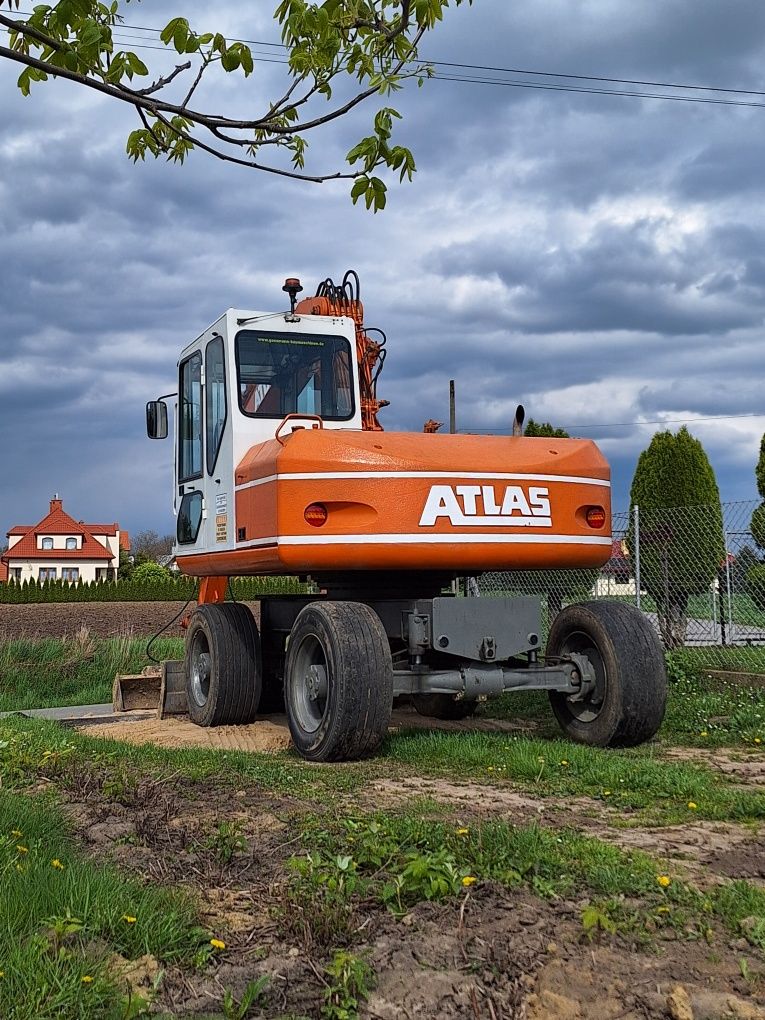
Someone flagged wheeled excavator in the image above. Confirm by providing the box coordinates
[132,271,666,761]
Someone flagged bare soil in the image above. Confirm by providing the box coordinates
[0,601,260,639]
[49,762,765,1020]
[84,705,534,752]
[7,601,765,1015]
[80,707,765,892]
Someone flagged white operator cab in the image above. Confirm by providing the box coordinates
[148,308,363,558]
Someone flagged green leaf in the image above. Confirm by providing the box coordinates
[127,51,148,76]
[238,45,254,75]
[350,176,369,202]
[220,50,240,72]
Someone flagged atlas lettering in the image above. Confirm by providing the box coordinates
[419,485,552,528]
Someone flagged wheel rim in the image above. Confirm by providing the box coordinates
[289,632,329,734]
[559,630,606,723]
[190,630,212,707]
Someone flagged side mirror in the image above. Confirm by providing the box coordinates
[146,400,168,440]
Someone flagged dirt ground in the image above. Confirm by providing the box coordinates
[68,710,765,1017]
[51,754,765,1020]
[84,706,530,752]
[0,601,261,639]
[7,601,765,1016]
[83,708,765,891]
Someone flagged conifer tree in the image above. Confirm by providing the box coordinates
[629,427,723,648]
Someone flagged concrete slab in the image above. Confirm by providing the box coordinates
[0,704,155,725]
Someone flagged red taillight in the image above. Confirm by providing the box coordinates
[586,506,606,529]
[304,503,328,527]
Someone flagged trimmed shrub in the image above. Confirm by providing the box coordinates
[0,575,307,604]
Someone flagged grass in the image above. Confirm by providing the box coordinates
[3,634,764,751]
[0,715,373,798]
[0,790,205,1020]
[0,633,184,712]
[385,729,765,823]
[667,643,765,676]
[0,712,764,1015]
[484,666,765,749]
[2,711,764,829]
[286,810,765,952]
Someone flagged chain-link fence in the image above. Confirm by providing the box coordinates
[477,500,765,671]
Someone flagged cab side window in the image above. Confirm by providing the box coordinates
[205,337,227,475]
[179,352,202,482]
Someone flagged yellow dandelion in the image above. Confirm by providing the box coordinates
[51,859,64,870]
[121,915,137,924]
[559,760,569,767]
[657,906,670,915]
[16,845,28,854]
[657,875,671,888]
[209,938,226,950]
[0,970,4,978]
[455,827,469,836]
[700,730,708,737]
[81,975,94,984]
[487,767,494,772]
[687,802,698,810]
[602,790,612,798]
[755,738,762,745]
[15,863,24,873]
[11,830,22,839]
[462,876,477,887]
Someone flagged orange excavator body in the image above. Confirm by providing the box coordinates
[175,427,611,578]
[170,271,612,585]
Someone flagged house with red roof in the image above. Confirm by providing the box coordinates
[1,496,129,584]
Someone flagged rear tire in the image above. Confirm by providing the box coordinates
[412,694,477,720]
[184,603,261,727]
[284,601,393,762]
[547,600,666,747]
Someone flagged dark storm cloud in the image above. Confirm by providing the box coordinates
[431,217,765,336]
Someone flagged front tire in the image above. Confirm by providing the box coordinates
[184,603,262,727]
[547,601,666,747]
[284,601,393,762]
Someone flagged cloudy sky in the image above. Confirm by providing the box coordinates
[2,0,765,544]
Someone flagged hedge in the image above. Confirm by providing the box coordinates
[0,575,307,604]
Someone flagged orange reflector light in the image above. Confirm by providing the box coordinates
[304,503,328,527]
[586,506,606,529]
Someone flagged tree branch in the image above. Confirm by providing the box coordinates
[150,108,357,183]
[178,54,210,109]
[0,11,66,51]
[135,61,192,97]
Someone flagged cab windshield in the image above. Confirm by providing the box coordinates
[236,330,354,420]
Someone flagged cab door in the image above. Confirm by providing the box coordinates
[175,334,230,555]
[176,350,205,551]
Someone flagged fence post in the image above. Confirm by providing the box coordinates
[724,526,734,644]
[633,504,641,610]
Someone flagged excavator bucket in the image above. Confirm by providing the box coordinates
[112,661,187,718]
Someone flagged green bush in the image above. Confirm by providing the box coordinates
[0,575,307,604]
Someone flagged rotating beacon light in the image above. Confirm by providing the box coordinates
[282,277,303,315]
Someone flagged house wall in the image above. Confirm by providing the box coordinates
[34,534,82,550]
[5,559,108,584]
[594,577,637,597]
[93,533,121,560]
[8,535,21,549]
